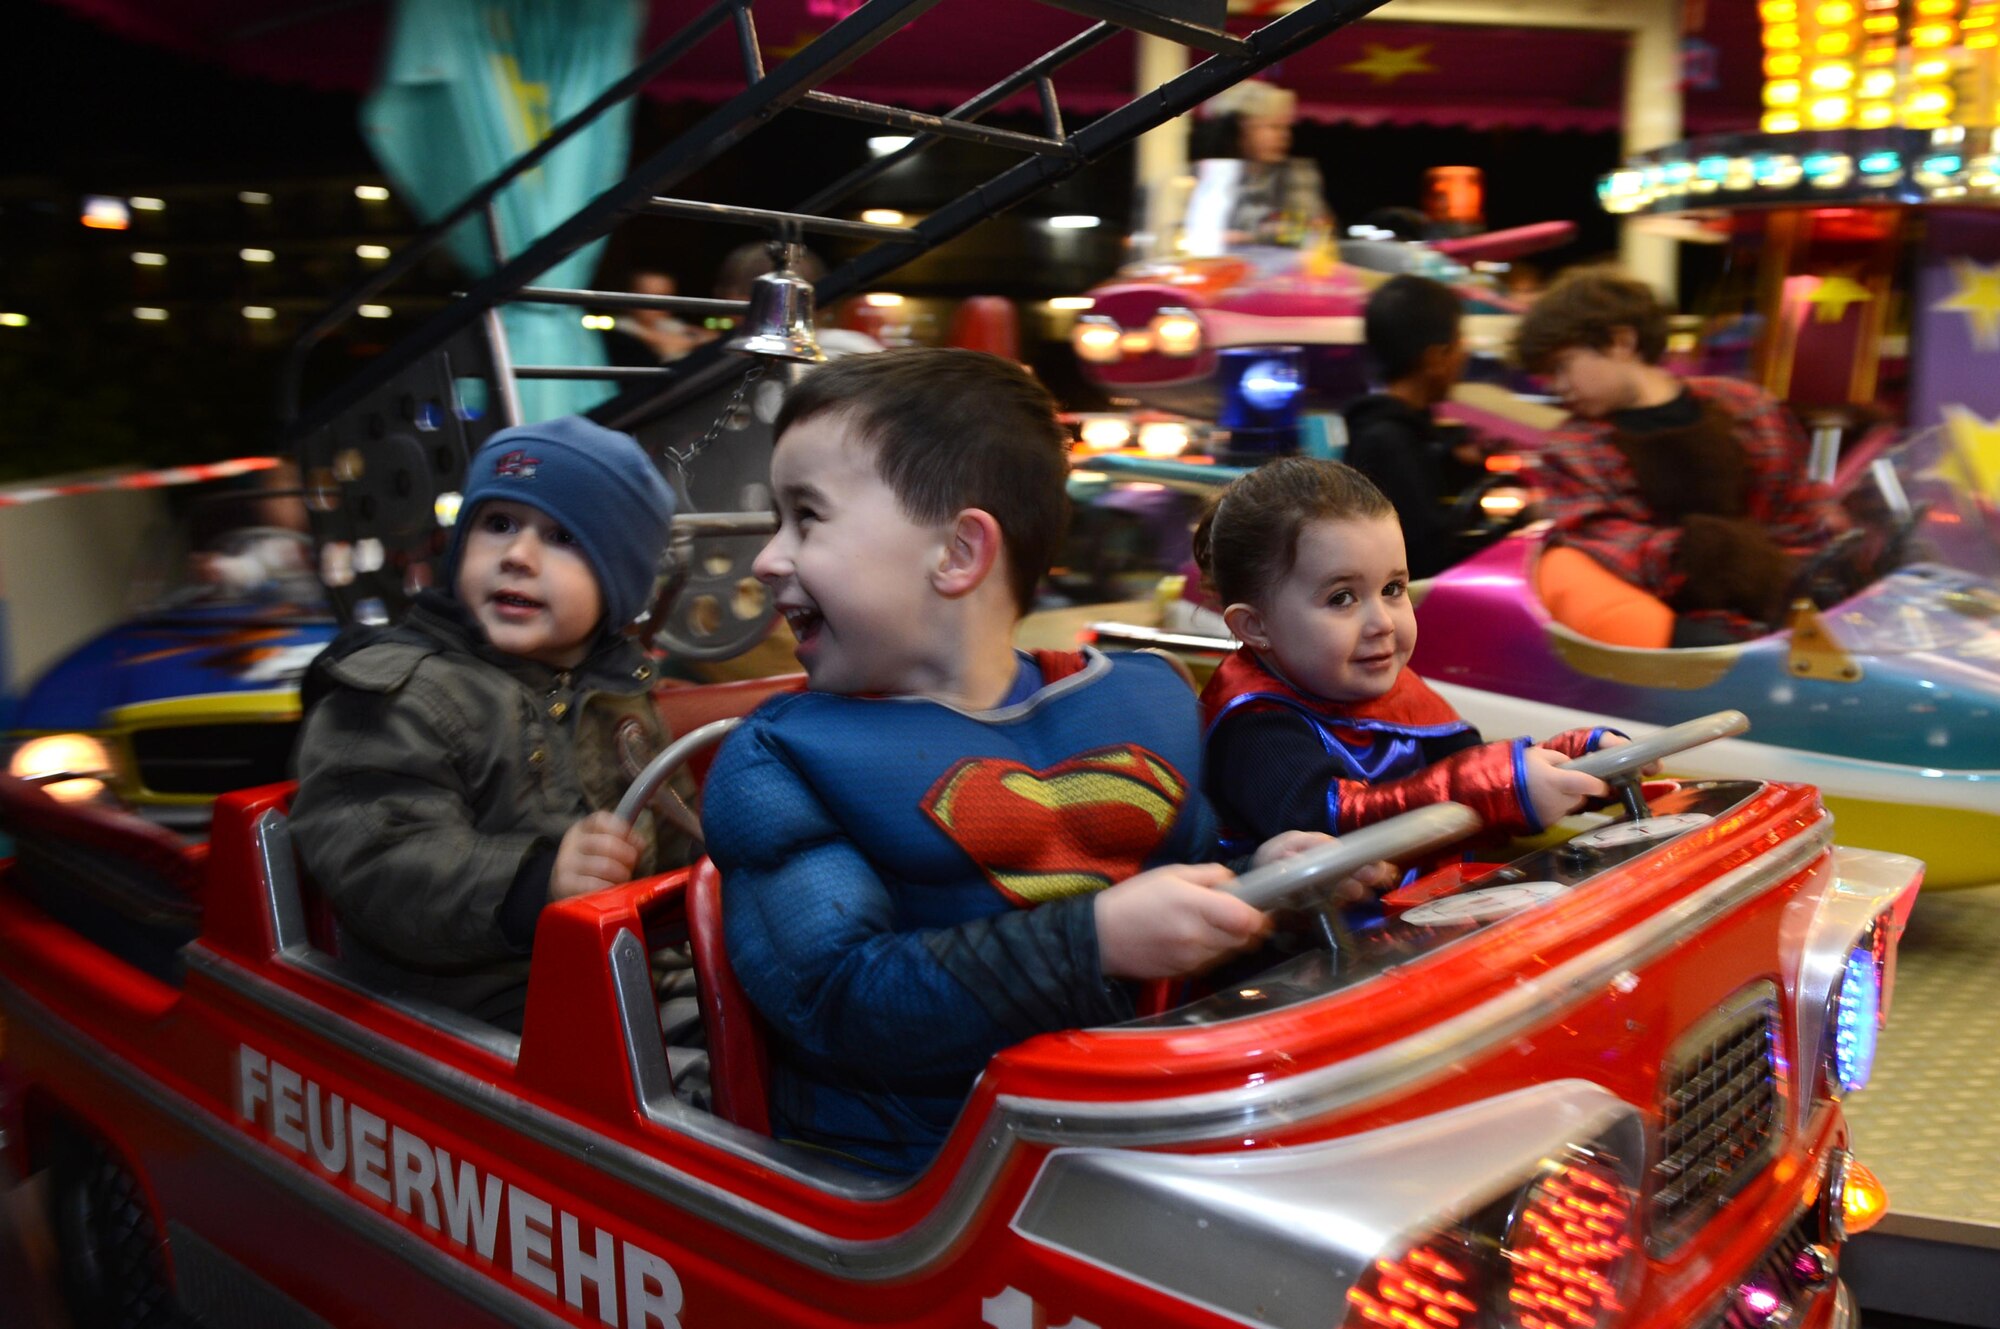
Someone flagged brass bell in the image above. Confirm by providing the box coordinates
[724,244,825,363]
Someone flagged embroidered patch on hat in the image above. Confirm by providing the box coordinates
[494,450,540,479]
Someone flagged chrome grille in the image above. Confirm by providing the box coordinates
[1652,983,1783,1252]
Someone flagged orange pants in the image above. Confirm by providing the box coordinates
[1535,545,1674,649]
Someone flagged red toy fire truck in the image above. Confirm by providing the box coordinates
[0,698,1915,1328]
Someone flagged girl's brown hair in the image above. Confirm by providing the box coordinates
[1191,457,1394,608]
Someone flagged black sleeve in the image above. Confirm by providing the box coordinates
[1203,708,1352,843]
[1346,426,1461,580]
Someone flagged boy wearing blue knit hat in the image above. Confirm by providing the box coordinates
[291,416,694,1031]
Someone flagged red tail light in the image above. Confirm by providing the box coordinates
[1346,1238,1481,1328]
[1502,1154,1639,1329]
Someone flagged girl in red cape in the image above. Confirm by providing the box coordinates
[1195,458,1620,854]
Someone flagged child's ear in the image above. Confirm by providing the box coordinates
[1608,325,1639,360]
[933,508,1004,598]
[1222,601,1270,649]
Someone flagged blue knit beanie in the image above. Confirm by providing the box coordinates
[447,416,676,632]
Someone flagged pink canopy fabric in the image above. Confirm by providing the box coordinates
[52,0,1760,134]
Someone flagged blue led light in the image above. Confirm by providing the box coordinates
[1858,150,1901,176]
[1803,153,1840,178]
[1921,153,1964,177]
[1239,358,1304,411]
[1697,156,1730,181]
[1834,943,1881,1093]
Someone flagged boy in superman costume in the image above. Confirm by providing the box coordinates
[701,351,1378,1177]
[1194,457,1623,854]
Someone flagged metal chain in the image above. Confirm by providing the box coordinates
[664,358,767,486]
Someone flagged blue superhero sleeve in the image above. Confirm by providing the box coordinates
[703,718,1131,1084]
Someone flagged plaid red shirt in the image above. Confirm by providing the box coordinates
[1532,377,1845,602]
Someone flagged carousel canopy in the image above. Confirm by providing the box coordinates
[52,0,1759,135]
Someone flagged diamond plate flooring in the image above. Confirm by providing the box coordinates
[1845,881,2000,1230]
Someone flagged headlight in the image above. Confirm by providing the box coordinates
[1500,1149,1640,1329]
[9,733,114,802]
[1831,932,1884,1094]
[1344,1140,1642,1329]
[1149,307,1202,356]
[1072,314,1123,364]
[1136,420,1193,457]
[1345,1231,1482,1327]
[1076,416,1133,452]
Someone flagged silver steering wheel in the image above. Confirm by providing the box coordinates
[1221,709,1751,912]
[616,718,743,828]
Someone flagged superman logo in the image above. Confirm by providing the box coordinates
[921,745,1187,906]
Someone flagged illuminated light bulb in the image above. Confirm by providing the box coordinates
[1809,95,1855,126]
[859,209,905,225]
[1809,61,1856,89]
[1910,22,1957,46]
[1149,310,1202,356]
[1858,69,1896,98]
[1858,102,1897,128]
[358,304,392,319]
[1862,13,1900,30]
[1763,110,1804,132]
[1914,56,1954,80]
[354,184,391,201]
[1048,296,1094,311]
[1910,88,1956,117]
[1917,0,1959,12]
[1766,23,1801,47]
[133,307,168,321]
[1766,80,1803,106]
[1076,417,1131,452]
[1816,31,1854,54]
[863,292,905,308]
[1842,1157,1889,1233]
[1137,420,1193,457]
[1766,52,1804,75]
[1815,0,1856,20]
[1760,0,1797,17]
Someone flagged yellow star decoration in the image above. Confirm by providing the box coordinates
[1933,258,2000,351]
[1804,273,1872,323]
[1342,43,1436,85]
[1941,405,2000,502]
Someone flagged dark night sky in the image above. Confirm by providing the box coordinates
[6,1,377,184]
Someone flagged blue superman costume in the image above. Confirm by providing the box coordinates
[702,648,1217,1177]
[1199,650,1617,853]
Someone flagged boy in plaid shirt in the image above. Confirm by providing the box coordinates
[1515,268,1844,646]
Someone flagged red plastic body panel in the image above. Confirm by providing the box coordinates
[0,691,1909,1329]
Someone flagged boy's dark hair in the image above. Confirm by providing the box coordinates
[1192,457,1393,608]
[774,348,1070,611]
[1513,267,1669,372]
[1364,274,1463,382]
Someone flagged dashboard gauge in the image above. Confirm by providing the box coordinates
[1572,813,1712,850]
[1401,880,1567,926]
